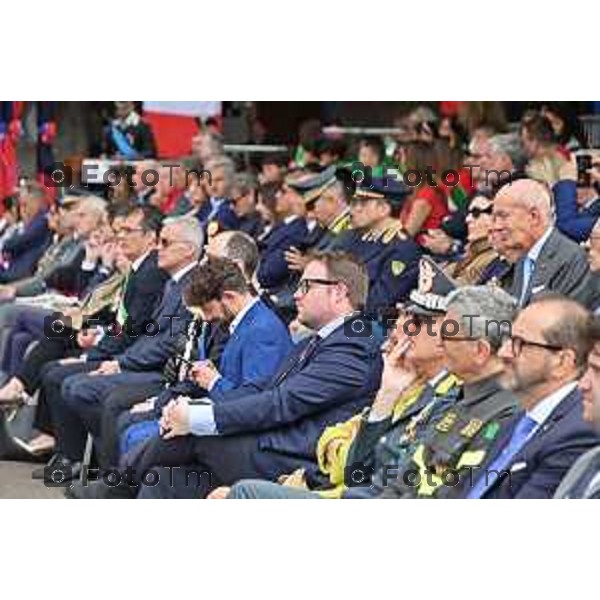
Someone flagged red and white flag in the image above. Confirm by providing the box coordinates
[143,101,222,158]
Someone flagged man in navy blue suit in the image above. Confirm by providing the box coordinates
[72,250,383,498]
[0,183,52,283]
[116,256,293,457]
[256,176,308,296]
[34,217,203,482]
[464,295,600,499]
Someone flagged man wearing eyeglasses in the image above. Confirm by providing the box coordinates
[491,178,595,309]
[464,295,600,499]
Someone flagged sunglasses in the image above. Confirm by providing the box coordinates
[468,206,493,219]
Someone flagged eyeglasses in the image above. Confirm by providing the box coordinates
[505,335,564,357]
[296,278,340,295]
[116,226,146,238]
[467,206,493,219]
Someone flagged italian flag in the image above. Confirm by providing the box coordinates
[143,101,222,158]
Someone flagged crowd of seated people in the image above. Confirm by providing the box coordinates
[1,100,600,499]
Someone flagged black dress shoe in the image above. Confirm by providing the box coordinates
[31,454,82,483]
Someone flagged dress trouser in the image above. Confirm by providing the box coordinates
[109,433,264,499]
[40,360,101,455]
[18,334,81,394]
[98,380,166,470]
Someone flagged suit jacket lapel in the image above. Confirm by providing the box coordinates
[511,389,579,465]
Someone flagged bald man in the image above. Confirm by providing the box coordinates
[465,296,600,498]
[492,178,597,308]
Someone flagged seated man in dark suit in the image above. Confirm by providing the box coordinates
[492,178,599,309]
[0,183,52,283]
[256,174,308,297]
[115,256,293,460]
[32,217,202,482]
[463,296,600,499]
[555,319,600,498]
[70,250,383,498]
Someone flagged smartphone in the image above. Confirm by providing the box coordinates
[576,152,592,188]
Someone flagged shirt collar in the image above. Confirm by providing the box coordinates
[116,111,140,128]
[317,313,353,340]
[171,260,197,283]
[229,296,260,334]
[527,381,578,427]
[283,214,299,226]
[131,249,151,273]
[328,207,351,232]
[428,369,449,389]
[527,226,554,263]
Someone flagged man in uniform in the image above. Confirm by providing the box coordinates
[284,166,353,273]
[335,178,421,319]
[382,285,519,499]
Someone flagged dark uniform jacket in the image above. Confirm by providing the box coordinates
[382,374,518,499]
[336,224,421,315]
[257,216,308,293]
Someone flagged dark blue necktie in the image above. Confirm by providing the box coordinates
[273,335,320,385]
[467,413,537,499]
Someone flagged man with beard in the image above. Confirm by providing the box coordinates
[465,296,600,498]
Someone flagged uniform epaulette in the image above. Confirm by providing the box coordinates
[362,221,406,244]
[433,373,462,397]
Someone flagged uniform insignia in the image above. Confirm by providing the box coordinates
[482,421,500,441]
[456,450,486,470]
[391,260,406,277]
[460,418,483,439]
[435,411,457,433]
[207,221,220,238]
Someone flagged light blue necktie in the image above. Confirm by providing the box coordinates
[467,413,537,499]
[519,257,535,306]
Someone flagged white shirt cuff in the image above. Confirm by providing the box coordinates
[189,404,218,436]
[207,373,221,392]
